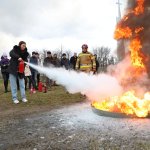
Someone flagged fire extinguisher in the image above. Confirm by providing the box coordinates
[18,60,25,73]
[38,81,43,92]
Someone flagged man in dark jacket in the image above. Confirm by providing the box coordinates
[35,52,41,86]
[51,53,60,86]
[70,53,77,70]
[29,52,38,89]
[8,41,29,104]
[43,51,53,88]
[61,53,70,70]
[52,54,60,67]
[0,53,10,93]
[43,51,53,67]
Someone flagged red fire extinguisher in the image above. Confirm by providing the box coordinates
[18,60,25,73]
[38,81,43,92]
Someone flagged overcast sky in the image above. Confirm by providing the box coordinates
[0,0,127,55]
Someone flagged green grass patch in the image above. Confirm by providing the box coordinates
[0,79,84,118]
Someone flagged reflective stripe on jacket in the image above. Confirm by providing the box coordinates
[76,52,96,71]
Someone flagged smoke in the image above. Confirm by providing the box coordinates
[107,55,150,96]
[117,0,150,70]
[25,0,150,101]
[27,63,122,101]
[113,0,150,95]
[126,0,150,47]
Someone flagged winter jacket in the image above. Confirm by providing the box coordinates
[8,45,29,76]
[52,58,61,67]
[76,52,96,72]
[29,56,38,72]
[0,56,9,73]
[61,58,70,70]
[43,57,53,67]
[70,56,77,70]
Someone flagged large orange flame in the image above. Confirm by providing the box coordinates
[92,91,150,118]
[92,0,149,118]
[129,37,145,68]
[114,27,132,40]
[134,0,145,15]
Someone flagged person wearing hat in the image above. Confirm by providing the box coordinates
[43,51,53,88]
[0,53,10,93]
[76,44,96,73]
[8,41,29,104]
[61,53,70,70]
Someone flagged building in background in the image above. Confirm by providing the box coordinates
[116,0,126,61]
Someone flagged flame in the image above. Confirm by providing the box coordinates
[114,0,146,68]
[129,37,145,68]
[92,0,149,118]
[133,0,145,15]
[135,27,144,34]
[92,91,150,118]
[114,27,132,40]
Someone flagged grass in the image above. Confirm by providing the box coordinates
[0,79,84,118]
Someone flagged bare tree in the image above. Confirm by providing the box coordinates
[93,46,111,72]
[93,47,111,59]
[53,49,63,59]
[65,50,72,59]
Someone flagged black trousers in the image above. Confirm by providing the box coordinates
[37,73,40,86]
[25,76,36,90]
[29,71,38,89]
[2,72,9,91]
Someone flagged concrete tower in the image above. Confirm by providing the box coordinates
[116,0,126,61]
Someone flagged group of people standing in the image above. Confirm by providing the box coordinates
[0,41,99,104]
[43,51,77,70]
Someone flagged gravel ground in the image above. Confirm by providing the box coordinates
[1,102,150,150]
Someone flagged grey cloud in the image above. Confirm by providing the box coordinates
[0,0,87,39]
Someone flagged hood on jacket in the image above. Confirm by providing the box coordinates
[13,45,28,53]
[1,52,8,59]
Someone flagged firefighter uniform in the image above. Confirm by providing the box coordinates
[76,52,96,73]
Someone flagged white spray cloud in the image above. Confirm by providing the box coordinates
[107,55,150,96]
[27,63,122,101]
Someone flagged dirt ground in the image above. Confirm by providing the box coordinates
[0,81,150,150]
[1,102,150,150]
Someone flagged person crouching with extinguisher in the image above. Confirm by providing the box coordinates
[8,41,29,104]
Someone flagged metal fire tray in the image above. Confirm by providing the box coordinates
[92,106,150,118]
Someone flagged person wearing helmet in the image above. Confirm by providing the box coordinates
[76,44,96,73]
